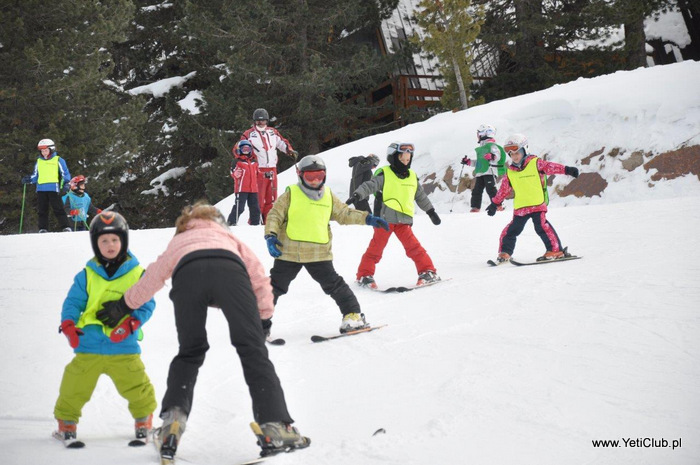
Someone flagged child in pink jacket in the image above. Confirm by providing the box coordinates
[95,202,309,461]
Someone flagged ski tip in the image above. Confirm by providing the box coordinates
[310,335,328,343]
[266,337,286,346]
[372,427,386,436]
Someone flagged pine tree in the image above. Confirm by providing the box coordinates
[0,0,145,233]
[412,0,485,110]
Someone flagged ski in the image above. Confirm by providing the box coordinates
[311,324,387,343]
[128,438,147,447]
[510,255,582,266]
[487,259,509,267]
[152,427,177,465]
[365,277,451,293]
[266,336,286,346]
[52,431,85,449]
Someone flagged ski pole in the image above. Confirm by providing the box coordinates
[449,163,466,213]
[19,183,27,233]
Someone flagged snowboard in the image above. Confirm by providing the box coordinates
[311,324,387,343]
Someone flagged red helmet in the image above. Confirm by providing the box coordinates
[69,175,86,191]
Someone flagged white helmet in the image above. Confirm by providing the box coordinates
[503,134,528,156]
[37,138,56,151]
[477,124,496,141]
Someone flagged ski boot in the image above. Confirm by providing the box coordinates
[416,270,440,286]
[129,413,152,447]
[340,313,369,333]
[356,275,378,290]
[53,419,84,448]
[155,407,187,463]
[250,421,310,457]
[497,252,511,264]
[537,247,570,262]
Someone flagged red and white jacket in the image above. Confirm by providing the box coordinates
[240,125,294,169]
[231,155,259,193]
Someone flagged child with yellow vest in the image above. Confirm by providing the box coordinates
[264,155,389,334]
[486,134,580,263]
[53,212,156,448]
[348,142,442,289]
[21,138,72,232]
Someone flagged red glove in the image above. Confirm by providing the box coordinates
[59,320,84,349]
[69,209,79,216]
[110,317,141,343]
[484,152,495,161]
[461,156,471,166]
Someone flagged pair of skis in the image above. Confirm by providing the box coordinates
[266,324,388,345]
[487,255,582,267]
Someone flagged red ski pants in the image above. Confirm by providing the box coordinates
[356,223,435,279]
[257,167,278,222]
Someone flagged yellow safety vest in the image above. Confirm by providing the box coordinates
[37,156,60,184]
[286,185,333,244]
[381,167,417,217]
[78,262,145,337]
[506,157,548,209]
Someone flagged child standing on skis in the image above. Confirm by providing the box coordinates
[62,175,102,231]
[264,155,389,334]
[348,142,442,289]
[96,202,309,461]
[486,134,580,263]
[227,140,261,226]
[460,124,506,212]
[53,212,156,447]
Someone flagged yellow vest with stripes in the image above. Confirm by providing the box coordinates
[381,167,417,217]
[286,185,333,244]
[37,156,60,184]
[506,157,548,209]
[78,262,145,336]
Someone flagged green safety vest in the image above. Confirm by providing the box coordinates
[379,167,417,218]
[286,184,333,244]
[474,143,506,176]
[78,262,145,338]
[37,156,60,184]
[506,157,549,209]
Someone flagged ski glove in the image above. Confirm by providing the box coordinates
[21,175,32,185]
[427,209,441,225]
[486,203,501,216]
[461,156,471,166]
[288,149,299,160]
[565,166,579,178]
[96,296,133,327]
[346,192,360,205]
[59,320,84,349]
[365,214,389,231]
[484,152,495,161]
[69,209,79,216]
[262,318,272,338]
[109,317,141,343]
[265,234,283,258]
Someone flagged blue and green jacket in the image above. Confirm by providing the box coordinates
[61,252,155,355]
[62,191,98,223]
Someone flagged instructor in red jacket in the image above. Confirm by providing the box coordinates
[240,108,298,223]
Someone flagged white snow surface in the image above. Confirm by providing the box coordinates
[2,62,700,465]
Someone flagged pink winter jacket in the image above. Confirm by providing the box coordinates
[124,219,274,319]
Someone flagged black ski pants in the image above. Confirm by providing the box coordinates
[470,175,498,209]
[499,211,563,256]
[37,191,69,230]
[162,250,293,424]
[270,259,361,315]
[228,192,261,226]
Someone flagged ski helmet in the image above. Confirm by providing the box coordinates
[70,175,86,192]
[89,212,129,263]
[477,124,496,142]
[386,142,414,170]
[296,155,327,190]
[503,134,528,157]
[233,140,254,158]
[37,138,56,151]
[253,108,269,121]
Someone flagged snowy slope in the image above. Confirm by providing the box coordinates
[2,62,700,465]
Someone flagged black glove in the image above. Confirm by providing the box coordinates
[565,166,579,178]
[262,318,272,338]
[427,208,441,225]
[21,175,32,185]
[461,156,471,166]
[61,183,70,194]
[486,203,500,216]
[96,296,132,327]
[346,192,360,205]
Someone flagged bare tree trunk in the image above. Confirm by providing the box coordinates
[451,54,469,110]
[624,12,647,69]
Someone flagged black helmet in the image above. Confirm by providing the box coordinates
[296,155,326,190]
[253,108,269,121]
[89,212,129,263]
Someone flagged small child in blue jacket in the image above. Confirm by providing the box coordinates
[53,212,156,447]
[62,175,102,231]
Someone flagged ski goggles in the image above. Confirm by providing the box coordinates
[239,144,253,155]
[302,170,326,183]
[388,143,414,155]
[504,145,524,157]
